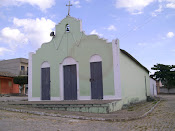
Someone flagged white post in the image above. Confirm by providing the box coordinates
[112,39,122,99]
[28,52,34,101]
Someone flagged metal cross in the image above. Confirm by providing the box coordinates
[66,1,72,16]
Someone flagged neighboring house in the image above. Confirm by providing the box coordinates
[149,77,157,96]
[156,80,163,94]
[0,71,19,95]
[0,58,28,95]
[0,58,28,76]
[28,15,150,111]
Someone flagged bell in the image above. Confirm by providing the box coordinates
[66,27,70,32]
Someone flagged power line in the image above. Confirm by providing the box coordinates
[119,6,168,40]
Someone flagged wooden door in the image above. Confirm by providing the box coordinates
[64,65,77,100]
[41,67,50,100]
[90,62,103,99]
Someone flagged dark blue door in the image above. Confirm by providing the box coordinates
[64,65,77,100]
[41,67,50,100]
[90,62,103,99]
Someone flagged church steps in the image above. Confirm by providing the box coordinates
[31,104,109,107]
[33,105,110,113]
[9,100,123,113]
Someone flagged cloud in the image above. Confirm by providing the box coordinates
[115,0,175,15]
[0,0,55,11]
[90,30,103,37]
[13,17,55,47]
[0,47,12,56]
[167,32,174,38]
[164,0,175,8]
[105,25,117,31]
[115,0,155,14]
[71,0,81,8]
[151,5,163,16]
[132,12,143,15]
[155,5,162,12]
[0,27,28,49]
[166,3,175,8]
[0,17,55,52]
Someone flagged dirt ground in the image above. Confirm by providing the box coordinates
[0,95,175,131]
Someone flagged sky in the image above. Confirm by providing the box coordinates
[0,0,175,74]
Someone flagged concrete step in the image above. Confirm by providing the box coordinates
[9,100,123,113]
[31,104,109,107]
[9,100,116,105]
[35,105,110,113]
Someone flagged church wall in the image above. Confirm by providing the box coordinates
[32,43,60,99]
[77,37,115,98]
[31,16,116,100]
[120,51,150,105]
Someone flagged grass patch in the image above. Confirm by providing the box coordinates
[127,106,134,111]
[152,101,158,104]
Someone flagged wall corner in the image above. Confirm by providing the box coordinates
[28,52,34,101]
[112,39,122,99]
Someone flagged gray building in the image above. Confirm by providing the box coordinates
[0,58,28,76]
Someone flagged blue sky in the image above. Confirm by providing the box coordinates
[0,0,175,74]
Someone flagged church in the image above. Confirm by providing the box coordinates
[28,4,151,111]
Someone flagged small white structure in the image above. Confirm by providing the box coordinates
[150,77,157,96]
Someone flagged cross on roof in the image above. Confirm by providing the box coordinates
[66,1,72,16]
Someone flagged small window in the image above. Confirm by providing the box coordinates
[21,66,25,71]
[66,24,70,32]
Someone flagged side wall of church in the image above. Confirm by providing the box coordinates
[120,51,150,105]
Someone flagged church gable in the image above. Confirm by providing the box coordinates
[29,15,121,101]
[53,16,84,52]
[35,16,112,61]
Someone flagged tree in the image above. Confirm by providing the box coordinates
[151,64,175,89]
[14,76,28,94]
[13,76,28,85]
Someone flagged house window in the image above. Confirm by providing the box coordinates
[21,66,25,71]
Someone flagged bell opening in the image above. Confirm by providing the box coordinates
[66,24,70,32]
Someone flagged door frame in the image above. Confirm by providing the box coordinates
[41,61,50,100]
[59,57,79,100]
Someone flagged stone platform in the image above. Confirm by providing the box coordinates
[9,100,122,113]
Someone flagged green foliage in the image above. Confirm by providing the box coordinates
[151,64,175,89]
[13,76,28,85]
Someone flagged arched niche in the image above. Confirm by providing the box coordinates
[89,54,102,62]
[41,61,50,68]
